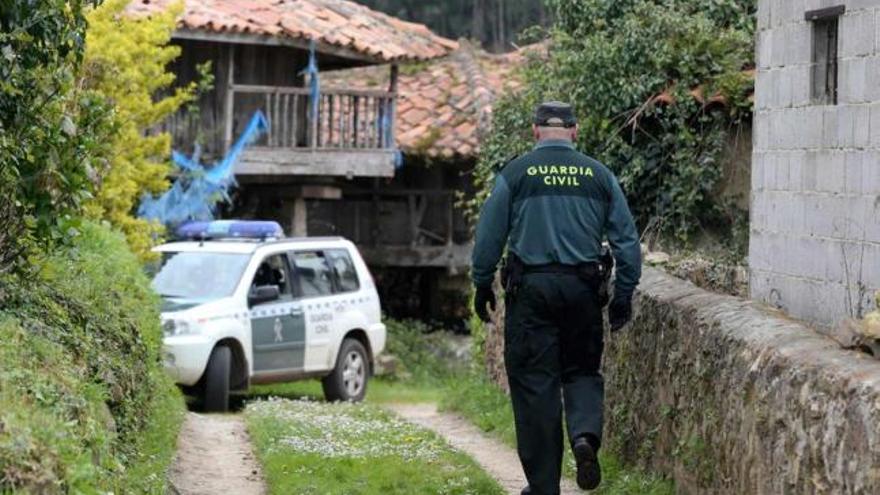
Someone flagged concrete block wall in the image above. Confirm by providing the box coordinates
[752,0,880,327]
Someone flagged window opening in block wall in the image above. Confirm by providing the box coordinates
[807,5,845,105]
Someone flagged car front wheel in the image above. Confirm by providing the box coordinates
[203,345,231,412]
[322,338,369,402]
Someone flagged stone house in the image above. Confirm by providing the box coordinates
[751,0,880,327]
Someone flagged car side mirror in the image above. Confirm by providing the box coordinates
[249,285,280,306]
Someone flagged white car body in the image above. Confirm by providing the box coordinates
[152,237,385,392]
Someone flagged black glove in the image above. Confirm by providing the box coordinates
[609,294,632,332]
[474,285,496,323]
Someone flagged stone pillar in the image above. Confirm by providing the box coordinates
[292,197,307,237]
[280,197,308,237]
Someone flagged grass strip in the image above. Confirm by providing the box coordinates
[112,381,185,494]
[245,398,504,495]
[249,377,444,405]
[248,319,673,494]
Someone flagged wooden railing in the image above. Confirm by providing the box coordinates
[227,84,395,151]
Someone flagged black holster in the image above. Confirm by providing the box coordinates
[501,254,525,297]
[597,247,614,308]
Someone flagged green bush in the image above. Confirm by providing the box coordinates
[0,1,113,270]
[0,221,183,493]
[472,0,754,243]
[384,318,467,383]
[0,318,114,492]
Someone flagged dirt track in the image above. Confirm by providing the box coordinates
[169,404,584,495]
[169,412,266,495]
[388,403,582,495]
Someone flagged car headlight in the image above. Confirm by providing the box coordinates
[162,319,198,337]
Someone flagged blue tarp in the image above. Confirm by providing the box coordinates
[139,110,269,226]
[300,40,320,125]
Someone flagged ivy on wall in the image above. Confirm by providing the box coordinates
[472,0,755,245]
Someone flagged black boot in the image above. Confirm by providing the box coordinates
[573,436,601,490]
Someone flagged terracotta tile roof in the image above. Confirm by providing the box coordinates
[126,0,458,62]
[650,69,756,107]
[626,69,755,128]
[324,41,537,159]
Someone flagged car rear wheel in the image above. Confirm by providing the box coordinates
[203,345,231,412]
[322,338,369,402]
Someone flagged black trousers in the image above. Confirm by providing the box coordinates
[504,272,605,495]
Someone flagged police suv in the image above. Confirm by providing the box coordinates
[150,220,386,412]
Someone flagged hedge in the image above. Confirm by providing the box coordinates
[0,221,183,493]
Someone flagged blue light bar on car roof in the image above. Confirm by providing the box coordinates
[175,220,284,240]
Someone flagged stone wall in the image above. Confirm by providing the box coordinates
[484,277,510,393]
[483,267,880,493]
[603,267,880,494]
[751,0,880,327]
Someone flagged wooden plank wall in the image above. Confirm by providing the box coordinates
[303,162,475,247]
[167,39,308,158]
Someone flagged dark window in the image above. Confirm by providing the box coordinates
[327,249,360,292]
[250,253,292,300]
[808,7,843,105]
[291,251,334,297]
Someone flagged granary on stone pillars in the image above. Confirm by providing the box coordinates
[312,41,529,322]
[127,0,457,236]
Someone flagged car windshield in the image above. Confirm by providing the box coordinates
[151,251,251,301]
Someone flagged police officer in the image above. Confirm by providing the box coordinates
[472,101,641,494]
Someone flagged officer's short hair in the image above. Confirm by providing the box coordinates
[533,101,577,128]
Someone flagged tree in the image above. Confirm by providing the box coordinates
[81,0,196,260]
[0,0,111,271]
[357,0,549,52]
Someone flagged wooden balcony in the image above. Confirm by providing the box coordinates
[229,84,397,178]
[159,83,399,179]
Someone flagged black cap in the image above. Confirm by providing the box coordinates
[533,101,577,128]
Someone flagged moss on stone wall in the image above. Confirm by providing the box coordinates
[484,267,880,494]
[605,268,880,494]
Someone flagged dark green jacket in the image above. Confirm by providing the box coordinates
[472,139,641,299]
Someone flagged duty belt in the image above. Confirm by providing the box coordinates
[522,262,603,280]
[503,253,614,307]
